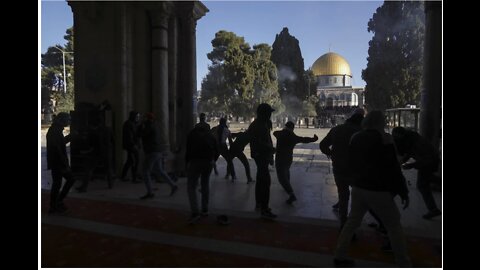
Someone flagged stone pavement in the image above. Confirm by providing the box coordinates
[40,124,442,267]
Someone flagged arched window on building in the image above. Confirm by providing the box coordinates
[351,93,358,106]
[326,93,336,107]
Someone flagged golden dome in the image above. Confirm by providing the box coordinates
[311,52,352,76]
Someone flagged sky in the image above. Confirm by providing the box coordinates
[41,0,383,89]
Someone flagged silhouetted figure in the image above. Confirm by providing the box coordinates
[75,111,115,192]
[196,113,217,175]
[121,111,141,183]
[211,118,236,180]
[230,131,254,183]
[47,112,76,214]
[139,112,178,199]
[273,121,318,204]
[195,112,211,131]
[333,110,411,267]
[319,108,364,227]
[247,103,277,219]
[185,124,219,224]
[75,118,101,192]
[392,126,442,220]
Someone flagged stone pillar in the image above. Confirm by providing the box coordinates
[119,2,133,119]
[174,2,208,174]
[168,16,178,152]
[182,15,196,132]
[173,14,196,174]
[117,2,133,172]
[420,1,441,151]
[149,7,170,151]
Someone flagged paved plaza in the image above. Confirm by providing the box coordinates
[40,123,442,267]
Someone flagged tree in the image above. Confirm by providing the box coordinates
[271,27,308,115]
[199,64,227,114]
[302,95,319,118]
[200,31,252,117]
[207,30,251,65]
[200,30,282,119]
[362,1,425,111]
[251,44,283,116]
[224,45,254,104]
[304,69,317,98]
[41,27,75,115]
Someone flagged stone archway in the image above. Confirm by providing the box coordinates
[326,93,337,107]
[68,1,208,176]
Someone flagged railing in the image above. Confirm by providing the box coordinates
[385,108,421,133]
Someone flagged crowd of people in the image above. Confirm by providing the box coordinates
[46,103,441,267]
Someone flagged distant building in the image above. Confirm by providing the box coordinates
[312,52,364,108]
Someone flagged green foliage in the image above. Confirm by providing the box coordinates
[200,31,282,118]
[52,81,75,113]
[251,44,283,116]
[362,1,425,111]
[64,27,74,52]
[41,27,75,116]
[302,95,319,117]
[207,30,251,65]
[199,65,227,114]
[271,27,308,113]
[304,69,317,97]
[224,46,254,100]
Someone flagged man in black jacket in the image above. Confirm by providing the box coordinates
[273,121,317,204]
[139,112,178,199]
[392,126,441,219]
[185,124,219,224]
[229,131,254,183]
[47,112,76,214]
[319,108,364,227]
[121,110,141,183]
[333,110,411,267]
[247,103,277,219]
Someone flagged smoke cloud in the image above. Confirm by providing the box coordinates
[277,66,297,83]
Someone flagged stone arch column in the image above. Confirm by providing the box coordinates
[68,1,208,177]
[168,15,178,152]
[175,10,196,173]
[420,1,441,151]
[149,4,172,152]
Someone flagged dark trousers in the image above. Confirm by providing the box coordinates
[219,144,235,177]
[187,159,213,215]
[50,168,75,209]
[369,208,386,231]
[333,173,352,225]
[231,150,252,181]
[417,169,439,211]
[276,160,293,195]
[253,157,271,211]
[77,156,102,190]
[121,148,139,181]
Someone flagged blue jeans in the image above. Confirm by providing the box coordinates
[143,152,175,194]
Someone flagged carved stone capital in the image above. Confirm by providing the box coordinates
[148,2,174,27]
